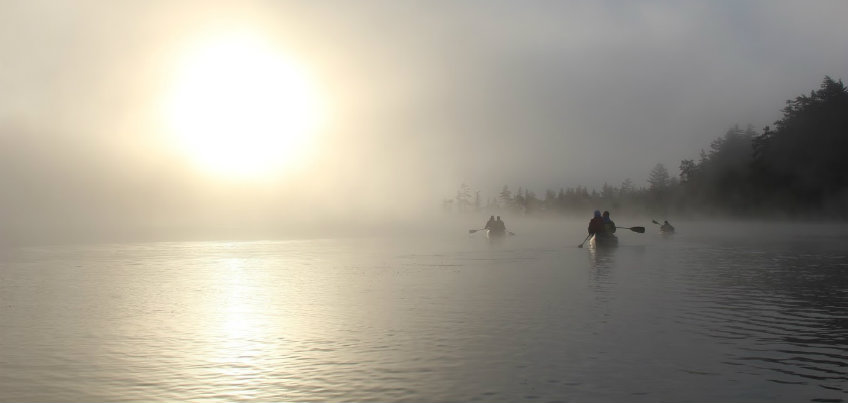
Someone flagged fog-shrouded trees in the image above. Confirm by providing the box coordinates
[679,125,756,215]
[446,77,847,219]
[752,76,848,216]
[648,163,670,191]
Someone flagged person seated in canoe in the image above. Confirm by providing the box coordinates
[660,220,675,233]
[484,215,496,231]
[492,216,506,235]
[602,211,616,234]
[588,210,606,235]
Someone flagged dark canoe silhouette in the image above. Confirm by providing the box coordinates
[487,228,507,241]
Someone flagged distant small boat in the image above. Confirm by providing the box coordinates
[590,233,618,248]
[653,220,675,235]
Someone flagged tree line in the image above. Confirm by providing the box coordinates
[444,77,848,219]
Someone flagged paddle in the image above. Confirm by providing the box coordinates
[617,226,646,233]
[577,233,592,248]
[651,219,661,226]
[470,228,515,236]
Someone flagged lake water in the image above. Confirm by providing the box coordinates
[2,221,847,402]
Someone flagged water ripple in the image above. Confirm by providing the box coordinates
[2,232,848,402]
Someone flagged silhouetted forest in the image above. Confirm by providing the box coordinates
[444,77,848,219]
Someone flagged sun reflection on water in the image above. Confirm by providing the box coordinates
[207,256,274,396]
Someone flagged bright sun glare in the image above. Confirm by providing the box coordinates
[165,32,323,179]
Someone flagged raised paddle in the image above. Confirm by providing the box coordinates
[617,226,646,233]
[577,233,592,248]
[651,219,661,226]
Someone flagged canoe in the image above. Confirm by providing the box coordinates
[487,228,507,241]
[590,233,618,248]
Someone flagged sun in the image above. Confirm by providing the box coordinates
[164,32,323,179]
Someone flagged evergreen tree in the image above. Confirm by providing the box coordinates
[456,183,473,212]
[499,185,513,209]
[648,163,670,191]
[753,76,848,214]
[620,178,634,196]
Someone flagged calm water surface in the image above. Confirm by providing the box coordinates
[2,221,847,402]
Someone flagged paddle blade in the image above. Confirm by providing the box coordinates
[578,234,592,248]
[468,229,479,234]
[631,226,645,233]
[652,220,660,225]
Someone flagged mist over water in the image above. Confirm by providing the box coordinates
[2,221,847,402]
[2,2,848,401]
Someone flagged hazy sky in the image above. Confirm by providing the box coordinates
[1,1,847,244]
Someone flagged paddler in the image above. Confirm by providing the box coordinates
[588,210,605,235]
[484,215,496,231]
[602,211,616,234]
